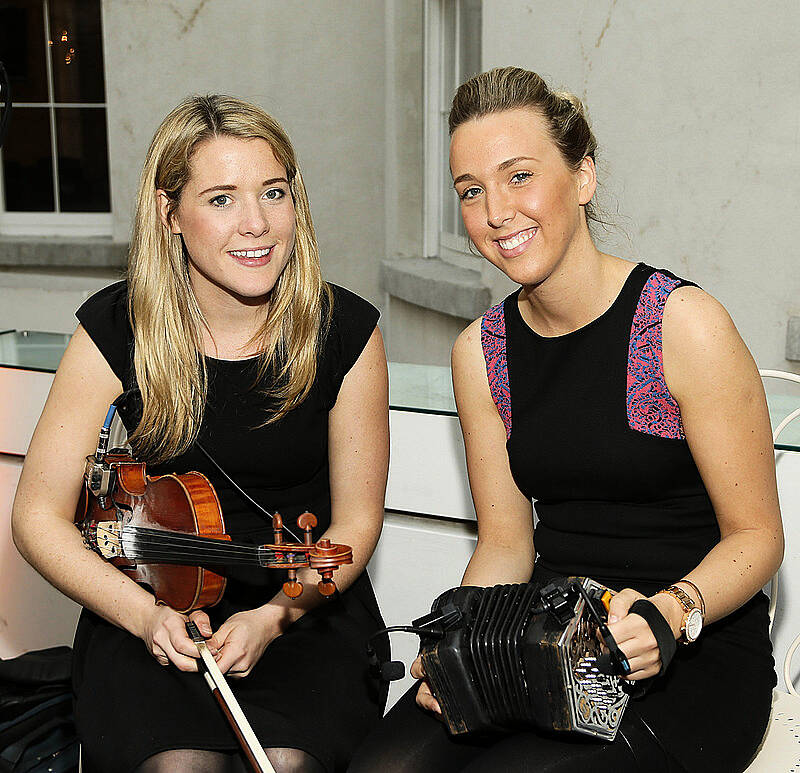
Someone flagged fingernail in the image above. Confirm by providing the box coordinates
[608,615,618,623]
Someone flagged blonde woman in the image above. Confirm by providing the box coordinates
[12,95,389,773]
[350,67,781,772]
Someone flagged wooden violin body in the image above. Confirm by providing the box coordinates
[75,452,352,613]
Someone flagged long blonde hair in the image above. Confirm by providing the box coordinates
[127,94,331,464]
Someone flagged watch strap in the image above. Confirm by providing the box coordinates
[675,579,705,615]
[658,585,694,612]
[656,586,703,644]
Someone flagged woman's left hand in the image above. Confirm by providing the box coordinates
[606,589,680,681]
[206,607,284,678]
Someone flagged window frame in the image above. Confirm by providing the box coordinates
[423,0,481,270]
[0,0,112,237]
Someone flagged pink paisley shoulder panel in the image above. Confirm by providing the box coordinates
[481,302,512,439]
[627,271,684,439]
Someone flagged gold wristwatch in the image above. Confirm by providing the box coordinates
[656,584,704,644]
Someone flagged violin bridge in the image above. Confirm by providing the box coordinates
[90,520,124,558]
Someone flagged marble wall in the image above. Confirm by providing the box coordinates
[481,0,800,372]
[101,0,387,299]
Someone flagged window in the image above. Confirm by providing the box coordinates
[423,0,481,268]
[0,0,111,236]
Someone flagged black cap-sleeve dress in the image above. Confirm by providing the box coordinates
[72,281,388,773]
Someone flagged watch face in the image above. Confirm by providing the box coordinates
[685,608,703,642]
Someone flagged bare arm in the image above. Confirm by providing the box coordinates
[12,326,161,639]
[453,318,535,587]
[660,287,783,622]
[414,318,534,713]
[268,325,389,616]
[210,326,390,676]
[608,287,783,678]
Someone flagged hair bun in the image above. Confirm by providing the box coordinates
[552,89,585,116]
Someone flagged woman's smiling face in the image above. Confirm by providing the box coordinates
[161,134,297,308]
[449,108,596,287]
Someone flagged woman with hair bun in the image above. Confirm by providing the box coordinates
[12,94,389,772]
[350,67,781,772]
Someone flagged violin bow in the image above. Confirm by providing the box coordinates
[185,621,275,773]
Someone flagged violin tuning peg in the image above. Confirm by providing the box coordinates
[297,512,317,531]
[283,580,304,598]
[318,579,337,597]
[272,512,284,545]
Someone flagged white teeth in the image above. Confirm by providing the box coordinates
[498,228,537,250]
[230,247,272,258]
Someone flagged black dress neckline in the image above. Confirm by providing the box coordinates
[508,261,646,342]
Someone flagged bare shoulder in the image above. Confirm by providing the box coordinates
[662,285,756,400]
[451,317,484,367]
[451,317,490,391]
[663,285,738,351]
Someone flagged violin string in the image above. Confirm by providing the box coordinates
[122,526,267,555]
[97,524,310,565]
[195,441,304,543]
[110,529,261,559]
[111,524,305,554]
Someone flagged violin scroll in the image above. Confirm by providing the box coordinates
[269,513,353,598]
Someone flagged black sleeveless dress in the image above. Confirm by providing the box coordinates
[350,263,774,773]
[72,281,388,773]
[484,262,774,770]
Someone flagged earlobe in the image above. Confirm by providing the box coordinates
[577,156,597,206]
[156,190,181,234]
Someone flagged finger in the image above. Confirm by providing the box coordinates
[160,639,199,672]
[152,645,170,667]
[608,616,658,650]
[188,610,214,639]
[214,644,245,675]
[625,662,661,681]
[415,681,441,714]
[622,643,660,669]
[410,656,425,680]
[607,588,642,624]
[170,626,205,660]
[153,626,200,671]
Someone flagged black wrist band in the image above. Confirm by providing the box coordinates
[629,599,677,677]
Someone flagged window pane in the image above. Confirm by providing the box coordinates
[441,119,458,234]
[442,0,456,103]
[459,0,482,84]
[49,0,105,103]
[2,106,54,211]
[0,1,48,102]
[55,107,109,211]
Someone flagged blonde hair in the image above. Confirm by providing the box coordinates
[127,94,331,463]
[449,67,601,225]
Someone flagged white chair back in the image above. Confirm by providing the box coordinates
[759,369,800,632]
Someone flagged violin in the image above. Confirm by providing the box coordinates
[74,450,353,613]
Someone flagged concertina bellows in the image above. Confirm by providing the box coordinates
[379,577,633,742]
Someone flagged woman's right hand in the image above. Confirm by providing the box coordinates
[411,655,441,715]
[140,603,210,671]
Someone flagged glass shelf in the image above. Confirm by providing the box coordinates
[1,331,797,450]
[0,330,72,373]
[388,362,456,416]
